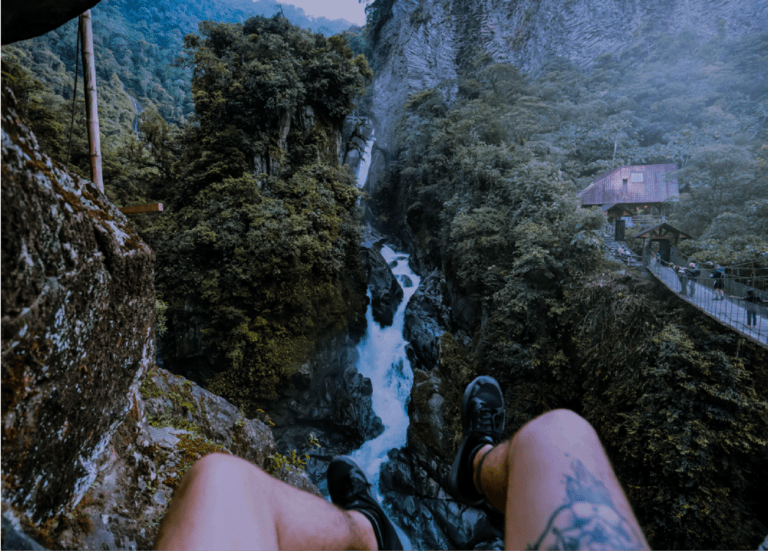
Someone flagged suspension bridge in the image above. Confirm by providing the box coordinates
[605,233,768,350]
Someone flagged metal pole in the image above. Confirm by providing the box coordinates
[80,10,103,192]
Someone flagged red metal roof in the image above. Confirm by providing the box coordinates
[578,164,679,206]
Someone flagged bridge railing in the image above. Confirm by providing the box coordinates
[647,257,768,344]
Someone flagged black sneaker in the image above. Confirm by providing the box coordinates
[448,375,505,507]
[327,456,411,551]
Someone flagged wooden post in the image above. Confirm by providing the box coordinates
[119,203,164,215]
[80,10,103,193]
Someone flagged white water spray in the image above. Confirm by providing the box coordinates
[350,245,420,497]
[356,131,375,189]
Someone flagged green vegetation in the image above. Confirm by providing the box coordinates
[143,16,369,407]
[372,26,768,550]
[4,13,371,409]
[3,0,359,125]
[155,300,168,337]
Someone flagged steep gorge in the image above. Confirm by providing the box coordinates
[357,0,768,549]
[2,0,767,549]
[366,0,767,195]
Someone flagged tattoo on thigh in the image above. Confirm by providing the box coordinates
[527,458,644,551]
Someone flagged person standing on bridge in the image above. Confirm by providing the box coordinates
[676,266,688,295]
[730,289,768,329]
[711,264,726,300]
[685,263,701,298]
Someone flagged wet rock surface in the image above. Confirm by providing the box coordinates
[404,269,450,370]
[363,243,404,327]
[267,335,384,493]
[381,447,504,551]
[1,85,155,523]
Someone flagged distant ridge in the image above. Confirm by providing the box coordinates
[218,0,359,34]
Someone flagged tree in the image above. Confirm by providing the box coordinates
[150,15,370,407]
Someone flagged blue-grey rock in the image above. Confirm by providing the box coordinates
[404,269,450,369]
[1,514,47,550]
[363,245,403,327]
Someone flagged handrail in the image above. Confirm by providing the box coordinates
[647,257,767,349]
[603,236,767,349]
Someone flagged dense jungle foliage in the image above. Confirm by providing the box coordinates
[4,2,767,547]
[3,14,372,406]
[369,23,768,550]
[2,0,366,210]
[3,0,359,125]
[142,16,371,405]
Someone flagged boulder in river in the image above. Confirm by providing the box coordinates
[362,243,403,327]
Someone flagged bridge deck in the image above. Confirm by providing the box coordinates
[646,260,768,350]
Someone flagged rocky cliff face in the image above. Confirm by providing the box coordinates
[1,84,320,549]
[2,366,320,550]
[366,0,768,194]
[265,332,384,491]
[1,84,155,523]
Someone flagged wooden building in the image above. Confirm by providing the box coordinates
[632,222,692,264]
[579,163,679,218]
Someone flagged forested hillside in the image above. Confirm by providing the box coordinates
[2,0,767,549]
[366,10,768,548]
[375,22,768,269]
[4,0,358,123]
[144,16,372,405]
[1,0,362,194]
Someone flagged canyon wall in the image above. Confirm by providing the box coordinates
[367,0,768,194]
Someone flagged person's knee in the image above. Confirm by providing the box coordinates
[189,452,239,474]
[186,453,268,485]
[513,409,600,450]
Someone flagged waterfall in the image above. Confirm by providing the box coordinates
[120,80,142,139]
[350,245,420,497]
[128,95,142,138]
[356,131,375,189]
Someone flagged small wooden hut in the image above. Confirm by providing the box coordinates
[632,222,692,265]
[580,163,679,239]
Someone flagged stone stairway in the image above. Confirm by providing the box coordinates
[603,233,643,268]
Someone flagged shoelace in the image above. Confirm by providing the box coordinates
[474,399,502,438]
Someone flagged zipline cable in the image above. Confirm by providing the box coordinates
[66,19,81,169]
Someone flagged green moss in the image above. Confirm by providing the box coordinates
[437,333,477,453]
[148,413,202,435]
[139,367,163,399]
[265,449,310,477]
[161,433,229,490]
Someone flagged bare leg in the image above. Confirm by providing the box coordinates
[155,453,377,551]
[473,409,650,551]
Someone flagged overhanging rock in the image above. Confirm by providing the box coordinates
[1,85,155,521]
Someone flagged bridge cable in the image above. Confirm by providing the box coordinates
[66,20,82,169]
